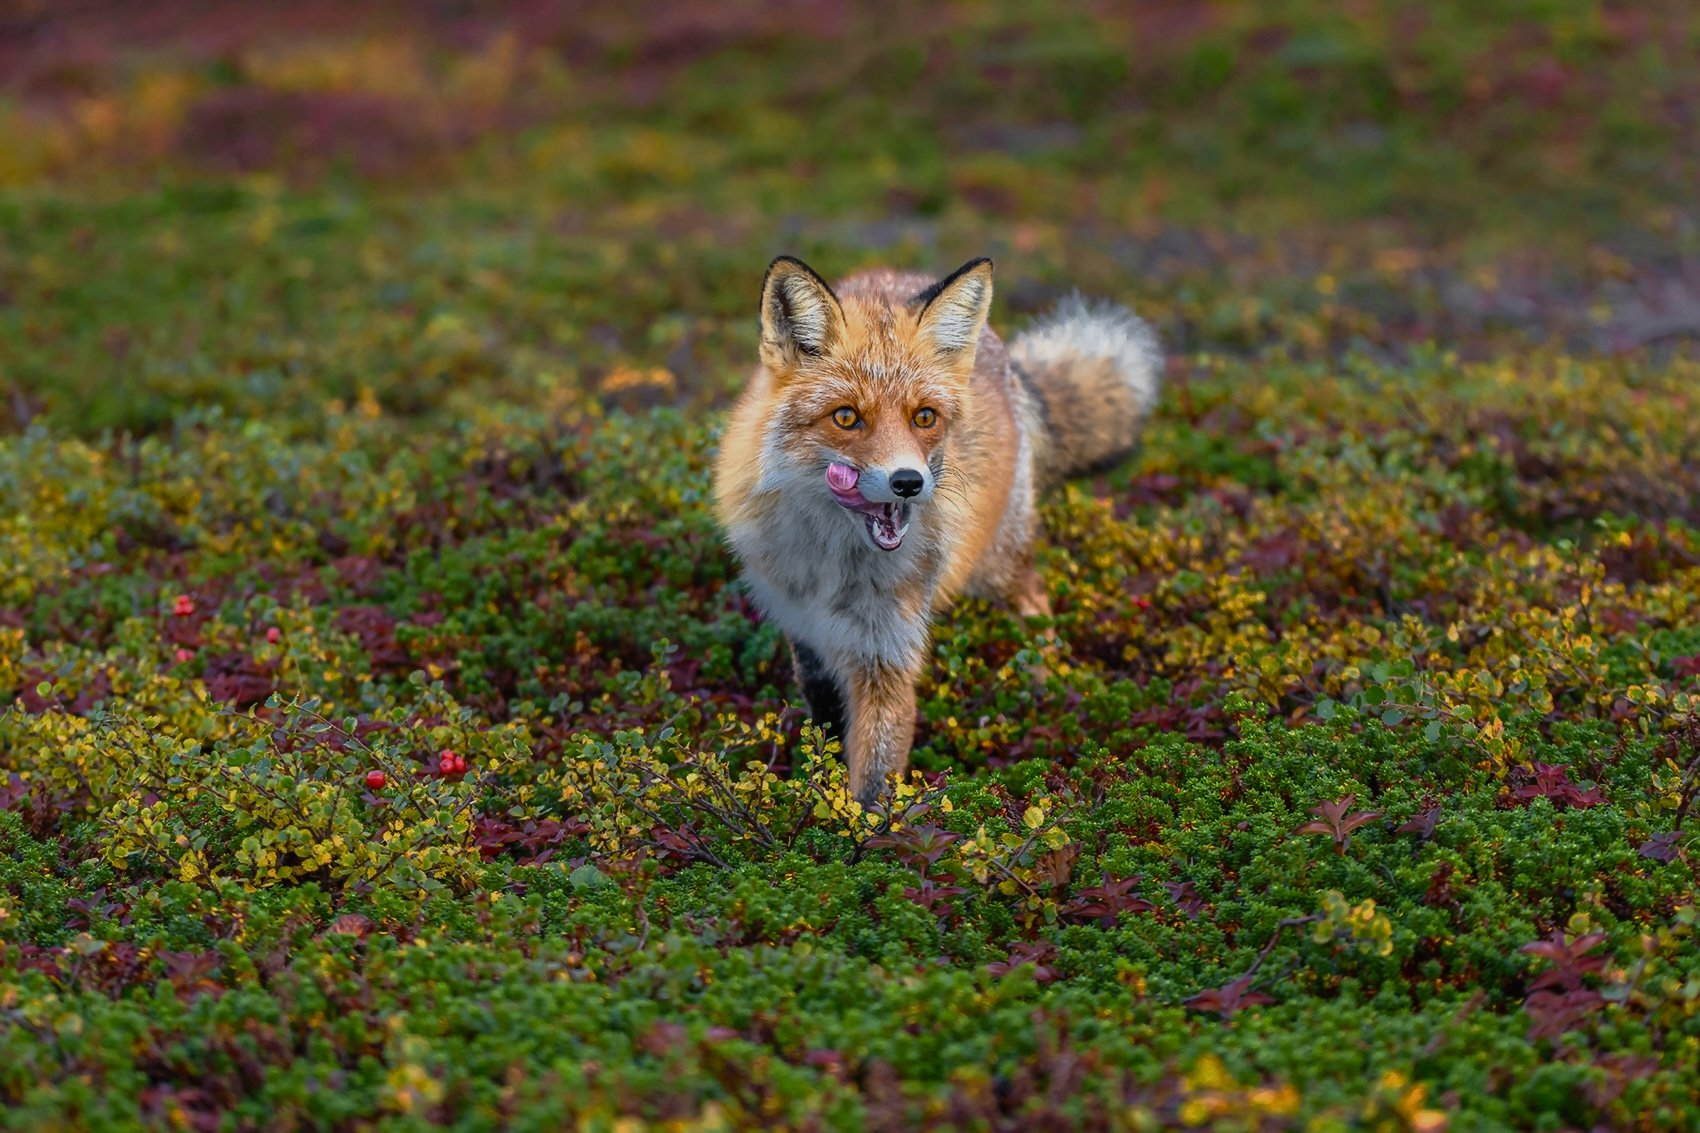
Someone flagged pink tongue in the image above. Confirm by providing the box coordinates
[826,463,859,493]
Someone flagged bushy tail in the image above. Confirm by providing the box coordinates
[1008,294,1162,489]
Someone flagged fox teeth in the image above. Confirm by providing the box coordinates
[866,512,905,550]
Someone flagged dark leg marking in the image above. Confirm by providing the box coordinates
[790,638,848,741]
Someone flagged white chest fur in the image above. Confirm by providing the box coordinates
[727,495,940,669]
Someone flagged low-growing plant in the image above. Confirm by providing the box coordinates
[3,4,1700,1125]
[92,686,528,894]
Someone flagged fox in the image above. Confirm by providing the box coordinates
[713,255,1161,804]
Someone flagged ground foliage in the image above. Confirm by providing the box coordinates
[3,2,1700,1130]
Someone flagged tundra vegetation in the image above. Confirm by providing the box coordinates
[2,2,1699,1129]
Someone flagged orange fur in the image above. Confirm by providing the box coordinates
[714,257,1160,803]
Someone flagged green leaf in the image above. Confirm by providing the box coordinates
[570,864,615,891]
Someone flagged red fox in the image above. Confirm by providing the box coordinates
[713,256,1161,804]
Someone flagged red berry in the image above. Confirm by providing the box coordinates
[174,648,194,663]
[365,770,386,790]
[172,596,195,617]
[266,627,281,643]
[439,750,457,773]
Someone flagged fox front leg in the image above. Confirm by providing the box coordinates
[789,638,848,740]
[843,657,920,806]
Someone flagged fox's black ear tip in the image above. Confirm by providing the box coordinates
[946,257,994,283]
[762,256,838,303]
[766,255,818,280]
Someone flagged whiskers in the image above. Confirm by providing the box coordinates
[930,464,974,509]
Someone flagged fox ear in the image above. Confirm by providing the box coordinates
[760,256,844,371]
[912,257,994,364]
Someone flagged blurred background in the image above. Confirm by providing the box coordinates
[2,0,1697,434]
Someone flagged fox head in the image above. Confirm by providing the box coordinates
[754,255,994,553]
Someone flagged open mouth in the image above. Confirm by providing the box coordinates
[860,502,909,551]
[826,463,911,552]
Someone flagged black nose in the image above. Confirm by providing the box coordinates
[890,469,924,498]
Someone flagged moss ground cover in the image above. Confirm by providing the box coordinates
[3,3,1700,1129]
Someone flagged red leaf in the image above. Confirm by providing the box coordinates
[865,824,963,869]
[1506,763,1607,810]
[1524,987,1604,1041]
[985,941,1060,984]
[1184,973,1273,1019]
[1062,874,1156,926]
[1638,832,1681,862]
[1396,806,1442,840]
[1164,879,1208,920]
[1520,930,1608,994]
[1295,794,1381,853]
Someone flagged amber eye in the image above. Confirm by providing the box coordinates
[912,407,937,429]
[832,407,860,429]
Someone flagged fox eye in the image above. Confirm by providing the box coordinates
[831,407,861,429]
[912,407,937,429]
